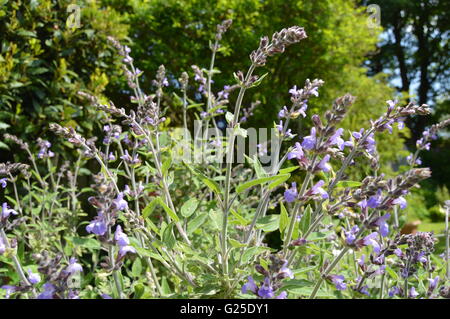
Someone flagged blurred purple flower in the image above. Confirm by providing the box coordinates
[284,182,298,203]
[330,275,346,290]
[317,154,331,172]
[258,278,275,298]
[310,180,328,199]
[302,127,316,150]
[113,192,128,211]
[1,202,18,219]
[287,142,304,160]
[27,269,41,285]
[242,276,258,294]
[66,257,83,274]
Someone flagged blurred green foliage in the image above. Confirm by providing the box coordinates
[0,0,128,148]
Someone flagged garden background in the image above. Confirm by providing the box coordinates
[1,0,448,238]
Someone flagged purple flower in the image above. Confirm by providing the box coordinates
[1,202,18,219]
[362,232,381,253]
[258,278,274,298]
[101,293,113,299]
[118,245,136,258]
[301,127,316,150]
[27,269,41,285]
[387,99,397,112]
[364,133,376,154]
[1,285,17,298]
[330,275,347,290]
[115,225,130,247]
[37,283,56,299]
[367,190,382,208]
[394,248,403,257]
[289,85,301,98]
[317,154,331,172]
[389,286,401,297]
[284,182,298,203]
[276,291,288,299]
[409,287,419,298]
[329,128,345,150]
[86,217,107,236]
[279,262,294,279]
[285,129,294,139]
[287,142,304,160]
[113,192,128,211]
[66,257,83,274]
[357,254,365,266]
[392,196,407,210]
[310,180,328,199]
[406,154,422,165]
[357,199,368,210]
[397,117,406,130]
[108,152,116,161]
[0,178,7,188]
[278,106,289,119]
[200,111,209,118]
[352,128,364,139]
[345,225,359,245]
[416,251,427,263]
[374,213,390,237]
[359,285,370,296]
[428,276,439,291]
[242,276,258,294]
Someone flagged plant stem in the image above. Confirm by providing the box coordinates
[221,63,256,278]
[310,246,350,299]
[0,228,37,298]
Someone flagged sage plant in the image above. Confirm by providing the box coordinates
[0,20,448,299]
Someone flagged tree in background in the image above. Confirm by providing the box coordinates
[0,0,128,156]
[362,0,449,190]
[102,0,406,170]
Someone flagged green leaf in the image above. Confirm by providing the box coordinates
[335,181,362,188]
[157,197,180,222]
[131,258,143,277]
[236,174,289,193]
[385,266,399,280]
[299,205,312,235]
[68,237,101,250]
[181,198,198,218]
[279,166,300,174]
[144,217,160,235]
[308,231,334,241]
[248,72,269,88]
[133,247,165,263]
[229,238,246,248]
[161,157,172,176]
[161,277,172,295]
[162,223,176,249]
[279,202,289,234]
[187,212,208,234]
[241,246,268,264]
[256,214,280,232]
[142,198,159,218]
[230,209,249,225]
[268,174,291,190]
